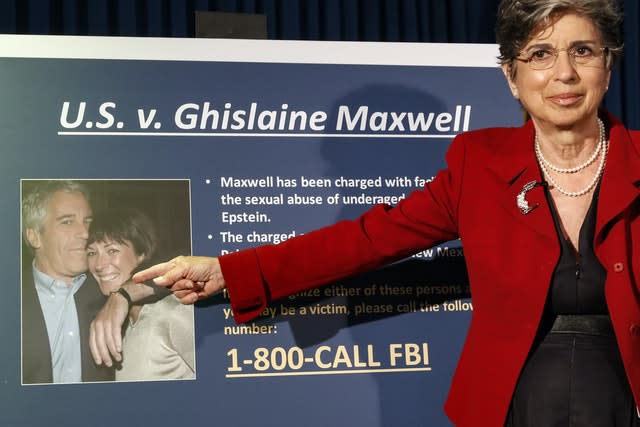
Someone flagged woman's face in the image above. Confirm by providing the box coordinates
[87,238,144,296]
[502,13,611,130]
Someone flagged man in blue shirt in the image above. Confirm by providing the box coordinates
[22,180,114,384]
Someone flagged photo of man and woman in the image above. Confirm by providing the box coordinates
[20,179,194,384]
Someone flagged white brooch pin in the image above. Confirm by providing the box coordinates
[516,180,542,215]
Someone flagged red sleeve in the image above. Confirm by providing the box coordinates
[220,132,467,324]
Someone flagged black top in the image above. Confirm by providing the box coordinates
[547,185,608,314]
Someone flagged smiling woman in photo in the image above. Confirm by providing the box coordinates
[86,208,194,381]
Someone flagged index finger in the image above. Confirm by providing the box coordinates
[132,261,175,284]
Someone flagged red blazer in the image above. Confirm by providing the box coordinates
[220,111,640,426]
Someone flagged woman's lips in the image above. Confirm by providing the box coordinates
[549,93,583,106]
[97,273,120,283]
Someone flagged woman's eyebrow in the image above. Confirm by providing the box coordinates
[523,39,599,51]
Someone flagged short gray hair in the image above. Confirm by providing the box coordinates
[496,0,623,76]
[22,180,90,247]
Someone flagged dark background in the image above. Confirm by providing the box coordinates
[1,0,638,129]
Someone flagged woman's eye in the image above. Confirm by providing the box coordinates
[86,250,95,257]
[530,49,552,61]
[107,248,120,255]
[573,46,594,57]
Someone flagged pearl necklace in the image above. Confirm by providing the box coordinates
[535,118,605,173]
[535,119,608,197]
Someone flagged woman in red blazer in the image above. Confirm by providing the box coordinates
[98,0,639,425]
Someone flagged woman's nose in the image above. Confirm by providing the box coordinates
[93,253,108,271]
[553,50,579,81]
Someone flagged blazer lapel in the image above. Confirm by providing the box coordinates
[22,264,53,383]
[488,121,557,242]
[595,113,640,243]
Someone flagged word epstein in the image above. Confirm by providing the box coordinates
[59,101,472,134]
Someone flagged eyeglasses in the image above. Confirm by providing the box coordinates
[516,44,608,70]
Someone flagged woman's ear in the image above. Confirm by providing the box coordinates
[136,253,146,264]
[501,63,519,99]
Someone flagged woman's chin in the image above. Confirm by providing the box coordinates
[98,280,123,296]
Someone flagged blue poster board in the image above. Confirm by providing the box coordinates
[0,36,521,427]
